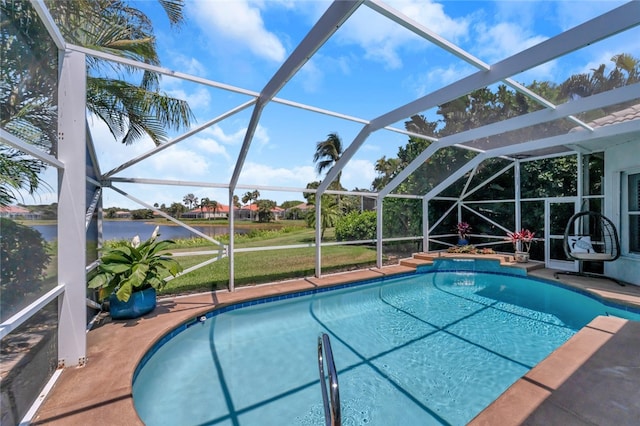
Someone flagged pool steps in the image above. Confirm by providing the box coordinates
[399,251,545,273]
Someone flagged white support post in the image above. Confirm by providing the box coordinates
[423,198,429,253]
[228,189,235,292]
[315,193,322,277]
[376,198,383,268]
[577,152,584,210]
[57,49,87,367]
[514,160,522,251]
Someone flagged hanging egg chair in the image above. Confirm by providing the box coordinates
[554,211,624,286]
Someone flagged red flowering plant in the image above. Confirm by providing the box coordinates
[506,229,536,253]
[455,222,471,240]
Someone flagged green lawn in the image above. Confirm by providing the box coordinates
[160,244,377,296]
[98,221,380,296]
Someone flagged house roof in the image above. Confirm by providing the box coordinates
[239,204,284,213]
[289,203,312,210]
[588,103,640,127]
[189,204,230,213]
[0,205,30,214]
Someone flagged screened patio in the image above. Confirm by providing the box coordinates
[1,0,640,424]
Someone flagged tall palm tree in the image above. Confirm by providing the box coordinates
[559,53,639,101]
[183,193,198,210]
[200,197,210,218]
[232,195,241,209]
[45,0,194,146]
[210,200,219,218]
[372,155,401,191]
[241,190,260,221]
[1,0,193,204]
[313,133,343,182]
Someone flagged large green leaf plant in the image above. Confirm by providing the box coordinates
[88,226,182,302]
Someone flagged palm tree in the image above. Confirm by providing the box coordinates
[45,0,194,146]
[1,0,194,205]
[232,195,241,209]
[372,156,402,191]
[210,200,219,218]
[313,133,343,182]
[241,190,260,221]
[200,197,210,219]
[559,54,639,101]
[0,146,49,207]
[183,193,198,211]
[306,195,342,239]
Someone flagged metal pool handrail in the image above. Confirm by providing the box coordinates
[318,332,341,426]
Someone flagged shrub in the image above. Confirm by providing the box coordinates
[335,210,377,241]
[0,218,51,306]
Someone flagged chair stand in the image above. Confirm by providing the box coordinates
[557,211,625,287]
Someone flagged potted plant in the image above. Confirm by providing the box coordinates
[506,229,535,263]
[455,222,472,245]
[88,226,183,319]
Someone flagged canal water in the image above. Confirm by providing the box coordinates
[30,221,244,242]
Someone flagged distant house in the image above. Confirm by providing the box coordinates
[114,211,132,219]
[284,202,313,219]
[182,204,230,219]
[236,203,258,220]
[0,205,42,220]
[272,206,285,220]
[236,204,285,220]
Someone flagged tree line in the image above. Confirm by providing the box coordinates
[310,53,639,243]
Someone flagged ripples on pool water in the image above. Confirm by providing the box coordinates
[133,270,639,425]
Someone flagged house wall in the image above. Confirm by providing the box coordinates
[604,138,640,286]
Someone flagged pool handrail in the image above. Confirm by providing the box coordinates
[318,332,341,426]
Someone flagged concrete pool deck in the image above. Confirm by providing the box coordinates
[32,255,640,425]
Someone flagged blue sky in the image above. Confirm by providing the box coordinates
[48,1,640,208]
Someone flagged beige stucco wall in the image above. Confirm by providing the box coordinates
[604,138,640,286]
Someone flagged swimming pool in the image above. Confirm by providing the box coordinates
[132,262,640,425]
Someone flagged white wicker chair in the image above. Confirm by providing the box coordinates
[554,211,624,286]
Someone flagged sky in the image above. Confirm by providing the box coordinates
[27,0,640,209]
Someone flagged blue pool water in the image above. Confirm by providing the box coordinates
[132,264,640,425]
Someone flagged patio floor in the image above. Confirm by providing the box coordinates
[32,255,640,425]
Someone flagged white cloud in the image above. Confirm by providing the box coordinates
[148,148,210,178]
[554,1,627,31]
[167,86,212,111]
[193,136,230,160]
[298,59,323,93]
[339,0,469,69]
[474,22,548,64]
[410,63,475,97]
[342,159,376,190]
[238,162,316,188]
[189,0,286,63]
[171,54,207,77]
[202,123,246,145]
[196,124,271,154]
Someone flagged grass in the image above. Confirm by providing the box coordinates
[160,244,378,296]
[98,221,382,296]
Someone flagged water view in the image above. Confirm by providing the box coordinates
[31,220,244,242]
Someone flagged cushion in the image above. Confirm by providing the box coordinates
[568,236,595,254]
[572,253,614,261]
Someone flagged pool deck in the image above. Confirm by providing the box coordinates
[32,253,640,425]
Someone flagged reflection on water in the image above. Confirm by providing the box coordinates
[31,221,247,242]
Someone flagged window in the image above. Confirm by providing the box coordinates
[627,172,640,254]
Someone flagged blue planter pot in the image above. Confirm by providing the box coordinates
[108,287,157,320]
[457,238,469,246]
